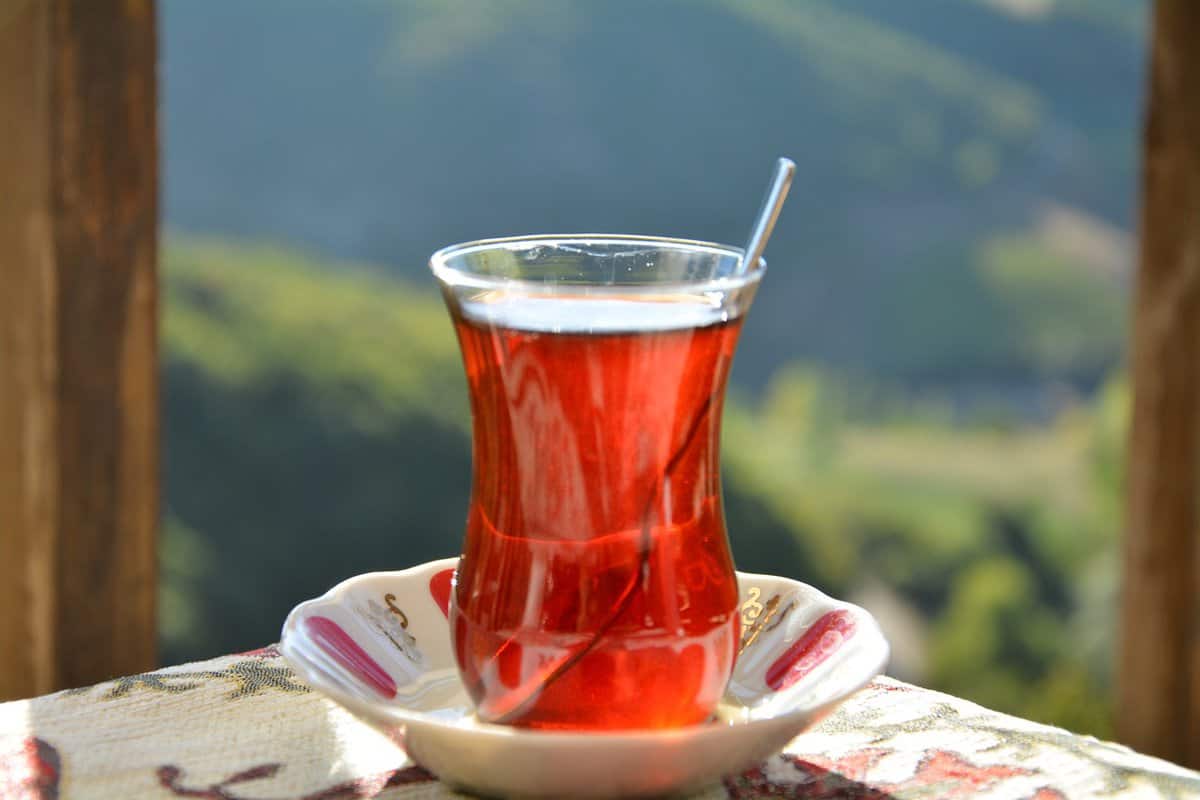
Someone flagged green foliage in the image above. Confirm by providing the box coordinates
[1052,0,1148,36]
[160,515,216,655]
[164,240,468,434]
[1089,375,1130,522]
[978,234,1126,377]
[930,554,1110,736]
[722,353,1120,737]
[163,0,1142,386]
[161,239,1123,737]
[155,0,1145,742]
[163,240,473,663]
[378,0,575,68]
[867,231,1126,382]
[721,0,1041,141]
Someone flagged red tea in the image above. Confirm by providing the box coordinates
[449,297,743,730]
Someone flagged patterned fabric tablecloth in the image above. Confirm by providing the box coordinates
[1,646,1197,799]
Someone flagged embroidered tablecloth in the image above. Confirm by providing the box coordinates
[1,646,1197,798]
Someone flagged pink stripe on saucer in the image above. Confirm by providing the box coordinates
[306,615,397,698]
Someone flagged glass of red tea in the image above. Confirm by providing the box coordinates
[430,235,763,731]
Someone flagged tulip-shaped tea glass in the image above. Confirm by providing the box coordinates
[431,236,763,731]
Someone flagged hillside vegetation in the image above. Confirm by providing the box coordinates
[162,0,1143,387]
[163,240,1123,736]
[159,0,1146,740]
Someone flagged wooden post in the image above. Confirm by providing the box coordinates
[0,0,158,699]
[1119,0,1200,767]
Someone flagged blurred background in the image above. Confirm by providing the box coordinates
[159,0,1145,738]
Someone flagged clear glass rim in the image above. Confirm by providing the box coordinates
[429,234,766,295]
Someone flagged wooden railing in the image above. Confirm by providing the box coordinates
[1118,0,1200,767]
[0,0,158,699]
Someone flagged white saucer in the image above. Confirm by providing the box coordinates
[280,558,889,798]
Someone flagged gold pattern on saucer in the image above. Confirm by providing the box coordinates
[384,593,410,629]
[357,597,423,663]
[741,587,765,628]
[738,591,796,656]
[739,589,777,655]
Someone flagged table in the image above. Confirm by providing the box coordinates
[2,646,1198,799]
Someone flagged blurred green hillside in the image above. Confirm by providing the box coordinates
[163,0,1143,389]
[160,0,1144,742]
[163,239,1125,737]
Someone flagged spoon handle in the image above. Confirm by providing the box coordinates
[741,157,795,274]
